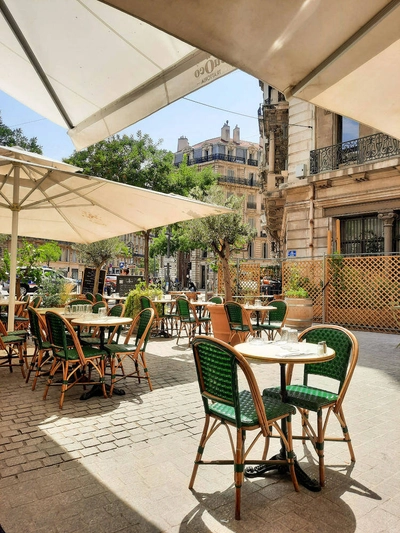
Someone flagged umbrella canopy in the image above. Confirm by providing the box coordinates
[104,0,400,141]
[2,1,399,145]
[0,145,231,330]
[0,0,234,151]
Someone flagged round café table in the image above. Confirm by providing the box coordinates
[235,339,335,491]
[243,303,275,328]
[72,315,132,349]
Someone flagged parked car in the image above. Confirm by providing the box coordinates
[3,267,78,296]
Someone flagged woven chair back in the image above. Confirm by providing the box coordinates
[268,300,287,322]
[299,326,357,390]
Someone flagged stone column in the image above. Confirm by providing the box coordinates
[378,212,396,253]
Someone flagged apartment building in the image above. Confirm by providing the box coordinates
[259,83,400,258]
[174,121,263,289]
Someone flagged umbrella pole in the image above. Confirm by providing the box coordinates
[7,164,20,333]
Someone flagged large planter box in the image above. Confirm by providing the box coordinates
[285,297,314,330]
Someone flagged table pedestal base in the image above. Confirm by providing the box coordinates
[80,383,125,400]
[244,455,321,492]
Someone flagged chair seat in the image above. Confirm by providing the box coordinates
[231,324,251,332]
[104,343,137,355]
[1,334,24,344]
[210,389,296,426]
[263,385,339,411]
[258,321,282,330]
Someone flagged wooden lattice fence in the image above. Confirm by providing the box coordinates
[217,255,400,332]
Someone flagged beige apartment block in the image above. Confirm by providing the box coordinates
[174,122,263,289]
[259,85,400,259]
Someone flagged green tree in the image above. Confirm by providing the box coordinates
[39,241,62,266]
[0,112,42,153]
[64,131,174,191]
[182,186,256,301]
[76,238,129,294]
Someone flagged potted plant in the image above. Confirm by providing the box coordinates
[284,264,314,330]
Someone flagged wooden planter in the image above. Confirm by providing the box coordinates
[284,297,314,330]
[208,304,246,346]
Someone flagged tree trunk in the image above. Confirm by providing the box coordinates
[221,246,232,301]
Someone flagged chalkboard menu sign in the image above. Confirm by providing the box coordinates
[82,268,105,295]
[116,275,141,296]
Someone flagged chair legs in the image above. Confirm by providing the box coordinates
[1,342,26,378]
[108,351,153,396]
[189,414,298,520]
[298,406,355,486]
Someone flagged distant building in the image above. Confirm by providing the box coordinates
[174,121,263,289]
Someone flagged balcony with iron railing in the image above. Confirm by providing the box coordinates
[175,153,260,167]
[246,202,257,210]
[310,132,400,175]
[218,175,261,188]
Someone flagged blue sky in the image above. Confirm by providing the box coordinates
[0,70,262,161]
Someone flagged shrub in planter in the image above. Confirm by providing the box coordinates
[124,281,163,319]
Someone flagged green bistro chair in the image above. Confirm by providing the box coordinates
[26,307,53,390]
[208,295,224,304]
[104,308,155,396]
[0,319,27,378]
[175,296,210,346]
[257,300,288,341]
[189,336,299,520]
[224,301,256,344]
[85,292,95,302]
[43,311,108,409]
[140,295,163,334]
[263,325,359,486]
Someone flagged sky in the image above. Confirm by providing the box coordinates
[0,70,262,161]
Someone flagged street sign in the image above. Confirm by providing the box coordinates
[119,261,125,268]
[288,250,297,257]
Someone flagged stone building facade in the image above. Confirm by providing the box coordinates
[259,83,400,259]
[174,122,263,289]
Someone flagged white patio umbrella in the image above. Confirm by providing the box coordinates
[0,0,234,151]
[2,1,399,145]
[0,145,231,330]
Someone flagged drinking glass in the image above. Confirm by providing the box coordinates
[288,328,299,344]
[64,305,71,316]
[280,327,290,343]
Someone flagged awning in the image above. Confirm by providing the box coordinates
[1,0,399,148]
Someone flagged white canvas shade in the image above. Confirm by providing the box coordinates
[2,1,398,146]
[0,145,231,330]
[106,0,400,141]
[0,0,234,150]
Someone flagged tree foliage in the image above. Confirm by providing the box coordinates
[0,112,42,153]
[39,241,62,266]
[181,185,256,300]
[63,131,174,191]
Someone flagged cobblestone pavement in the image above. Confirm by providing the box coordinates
[1,328,400,533]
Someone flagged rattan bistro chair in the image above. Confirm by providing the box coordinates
[190,336,299,520]
[175,296,210,346]
[263,325,358,486]
[257,299,288,341]
[26,307,53,390]
[224,301,256,344]
[43,311,108,409]
[104,308,155,395]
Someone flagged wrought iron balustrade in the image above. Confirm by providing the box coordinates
[246,202,257,210]
[247,159,258,166]
[310,132,400,174]
[218,176,260,187]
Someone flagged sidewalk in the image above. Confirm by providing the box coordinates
[0,328,399,532]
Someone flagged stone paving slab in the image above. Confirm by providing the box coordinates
[1,329,400,532]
